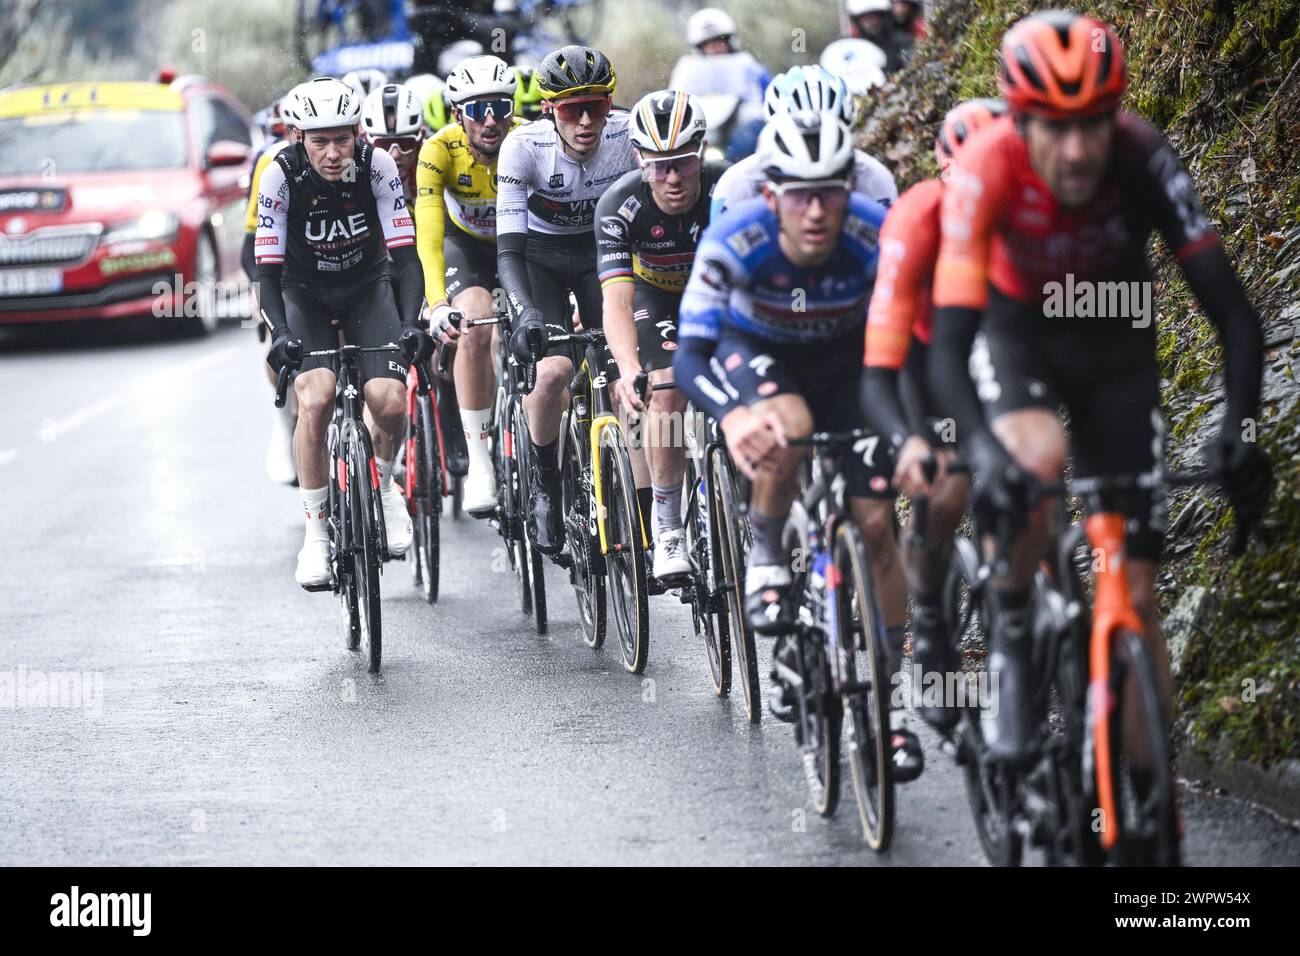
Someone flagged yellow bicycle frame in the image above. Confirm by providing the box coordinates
[575,356,649,555]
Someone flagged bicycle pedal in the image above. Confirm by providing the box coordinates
[299,580,334,593]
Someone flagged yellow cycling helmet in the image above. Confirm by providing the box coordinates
[514,68,544,120]
[535,46,617,100]
[422,83,451,131]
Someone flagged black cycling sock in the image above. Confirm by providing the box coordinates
[884,624,907,677]
[532,439,558,475]
[993,587,1031,643]
[748,507,785,567]
[637,487,653,530]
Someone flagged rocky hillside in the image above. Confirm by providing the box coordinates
[859,0,1299,769]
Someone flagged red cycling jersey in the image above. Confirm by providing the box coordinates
[864,177,941,369]
[932,111,1222,310]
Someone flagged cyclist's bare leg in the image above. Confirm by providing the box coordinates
[747,393,812,522]
[644,368,688,489]
[523,354,574,445]
[293,368,336,488]
[1123,558,1172,767]
[989,409,1067,588]
[362,378,407,464]
[450,286,497,410]
[849,497,908,630]
[904,473,970,592]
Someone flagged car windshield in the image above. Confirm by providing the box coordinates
[0,110,188,175]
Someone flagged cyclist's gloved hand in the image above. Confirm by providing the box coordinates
[429,303,462,343]
[1209,428,1273,535]
[401,326,436,365]
[509,310,548,366]
[267,329,302,374]
[968,433,1026,523]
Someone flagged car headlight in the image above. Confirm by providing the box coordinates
[100,211,180,246]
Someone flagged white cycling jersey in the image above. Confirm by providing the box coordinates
[495,111,636,238]
[710,147,898,219]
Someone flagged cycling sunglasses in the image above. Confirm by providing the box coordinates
[549,95,612,123]
[372,136,421,156]
[638,144,704,182]
[768,178,852,211]
[461,98,513,123]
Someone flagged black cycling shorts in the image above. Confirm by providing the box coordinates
[975,296,1166,559]
[633,281,682,373]
[284,276,405,384]
[714,326,896,500]
[521,235,604,362]
[443,224,499,301]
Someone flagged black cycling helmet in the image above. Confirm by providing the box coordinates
[536,45,617,100]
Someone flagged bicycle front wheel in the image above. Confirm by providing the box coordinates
[1100,629,1180,866]
[833,522,893,851]
[600,425,649,673]
[561,412,605,647]
[797,629,841,817]
[349,438,383,673]
[411,396,441,604]
[685,457,729,696]
[711,448,759,721]
[511,397,547,634]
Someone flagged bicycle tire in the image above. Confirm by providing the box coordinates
[411,397,441,604]
[711,448,759,721]
[601,425,650,673]
[510,397,547,633]
[798,628,841,817]
[946,546,1023,866]
[561,410,606,648]
[1102,629,1180,866]
[833,522,894,851]
[685,456,730,696]
[349,437,383,674]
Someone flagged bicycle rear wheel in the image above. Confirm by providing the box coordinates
[561,412,605,648]
[833,523,893,851]
[685,457,729,696]
[601,425,649,673]
[349,437,383,674]
[711,448,759,721]
[410,396,441,604]
[796,628,841,816]
[1101,629,1180,866]
[511,398,547,634]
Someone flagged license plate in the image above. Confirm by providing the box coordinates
[0,268,62,297]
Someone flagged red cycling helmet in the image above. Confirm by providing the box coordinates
[998,10,1127,118]
[934,98,1009,170]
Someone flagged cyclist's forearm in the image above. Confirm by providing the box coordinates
[674,336,737,423]
[240,232,255,282]
[496,232,536,319]
[1181,244,1264,427]
[601,281,639,373]
[860,366,911,451]
[414,193,448,303]
[900,337,941,441]
[929,306,992,447]
[389,246,425,329]
[254,262,288,335]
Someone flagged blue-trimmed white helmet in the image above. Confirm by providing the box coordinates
[758,110,855,182]
[763,65,857,127]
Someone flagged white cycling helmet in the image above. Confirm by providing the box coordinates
[763,65,857,126]
[820,39,888,94]
[404,73,444,110]
[445,55,518,104]
[288,77,362,131]
[846,0,892,14]
[630,90,708,152]
[341,68,389,99]
[360,83,424,138]
[438,39,485,78]
[758,110,855,181]
[687,8,737,47]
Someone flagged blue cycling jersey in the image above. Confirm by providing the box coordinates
[674,192,887,421]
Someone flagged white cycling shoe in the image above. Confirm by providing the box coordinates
[381,483,413,556]
[295,538,332,590]
[652,527,692,580]
[462,463,499,515]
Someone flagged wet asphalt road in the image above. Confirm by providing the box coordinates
[1,323,1296,866]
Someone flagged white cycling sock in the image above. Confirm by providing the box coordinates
[652,482,683,536]
[376,455,395,492]
[301,486,328,543]
[461,407,493,476]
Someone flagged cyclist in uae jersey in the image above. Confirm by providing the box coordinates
[859,98,1007,731]
[415,54,526,515]
[675,112,919,775]
[495,45,636,553]
[710,65,897,219]
[255,77,433,590]
[928,12,1271,767]
[595,89,725,581]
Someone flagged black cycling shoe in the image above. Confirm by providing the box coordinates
[767,634,798,723]
[984,631,1039,768]
[890,727,925,783]
[527,458,565,555]
[911,606,958,733]
[745,565,794,635]
[436,379,470,478]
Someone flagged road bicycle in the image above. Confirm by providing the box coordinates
[274,343,395,673]
[944,469,1222,866]
[776,430,895,849]
[548,328,649,672]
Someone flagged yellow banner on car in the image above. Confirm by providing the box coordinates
[0,83,184,119]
